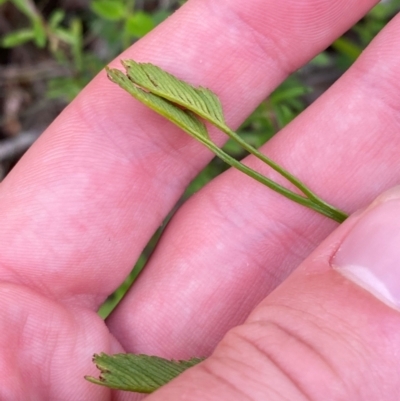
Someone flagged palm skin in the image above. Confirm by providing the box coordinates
[1,0,400,400]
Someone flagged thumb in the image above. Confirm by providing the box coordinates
[145,187,400,401]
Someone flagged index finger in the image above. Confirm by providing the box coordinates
[0,0,378,309]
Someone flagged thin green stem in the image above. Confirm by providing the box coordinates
[198,137,347,223]
[217,123,318,200]
[212,122,347,220]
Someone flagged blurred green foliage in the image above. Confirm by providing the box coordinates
[1,0,399,317]
[1,0,168,100]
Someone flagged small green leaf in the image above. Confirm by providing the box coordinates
[106,66,210,143]
[331,36,362,62]
[269,86,310,105]
[54,27,75,44]
[86,353,204,393]
[70,18,83,72]
[125,11,155,37]
[32,18,47,48]
[121,60,227,128]
[1,29,34,47]
[49,9,66,29]
[91,0,126,21]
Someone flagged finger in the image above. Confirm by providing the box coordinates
[0,283,113,400]
[108,12,400,356]
[0,283,149,400]
[145,187,400,401]
[0,0,376,309]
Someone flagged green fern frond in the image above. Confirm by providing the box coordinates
[107,61,347,222]
[121,60,227,127]
[106,67,211,143]
[86,353,204,393]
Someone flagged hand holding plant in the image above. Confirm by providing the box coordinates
[1,1,400,399]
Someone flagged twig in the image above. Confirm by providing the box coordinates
[0,129,41,162]
[0,61,70,86]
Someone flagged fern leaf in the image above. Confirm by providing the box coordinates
[85,353,204,393]
[107,66,210,142]
[120,60,227,127]
[106,61,349,225]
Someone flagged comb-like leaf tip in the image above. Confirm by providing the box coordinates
[87,353,205,393]
[121,59,137,70]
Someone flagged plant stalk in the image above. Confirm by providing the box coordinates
[199,136,347,223]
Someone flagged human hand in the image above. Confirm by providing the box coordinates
[1,0,400,400]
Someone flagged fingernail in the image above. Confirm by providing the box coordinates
[332,188,400,309]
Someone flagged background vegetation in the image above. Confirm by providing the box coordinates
[0,0,399,317]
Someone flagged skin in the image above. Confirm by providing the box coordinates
[1,0,400,399]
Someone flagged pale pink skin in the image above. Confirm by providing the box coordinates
[1,0,400,399]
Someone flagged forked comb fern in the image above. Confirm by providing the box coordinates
[86,353,204,393]
[106,60,347,222]
[86,61,348,394]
